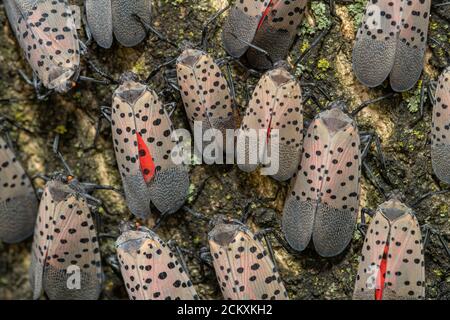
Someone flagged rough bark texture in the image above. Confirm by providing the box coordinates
[0,0,449,300]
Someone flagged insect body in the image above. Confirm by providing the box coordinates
[116,225,199,300]
[111,72,189,218]
[222,0,308,70]
[208,215,288,300]
[4,0,80,92]
[30,177,102,300]
[236,63,303,181]
[0,133,37,243]
[176,48,236,156]
[431,67,450,184]
[352,0,431,92]
[282,104,361,257]
[353,199,425,300]
[85,0,152,48]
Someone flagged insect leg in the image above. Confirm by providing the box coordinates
[362,161,387,199]
[295,25,333,66]
[78,76,110,85]
[360,131,386,170]
[90,106,112,149]
[167,240,193,277]
[436,232,450,259]
[163,102,178,117]
[198,246,213,267]
[357,207,376,237]
[17,70,34,86]
[271,229,302,255]
[182,206,210,223]
[255,228,280,271]
[224,63,237,109]
[81,6,93,46]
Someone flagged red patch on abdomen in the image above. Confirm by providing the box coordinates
[257,0,274,30]
[266,117,273,144]
[136,133,155,183]
[375,244,389,300]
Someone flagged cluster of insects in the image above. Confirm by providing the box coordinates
[1,0,450,300]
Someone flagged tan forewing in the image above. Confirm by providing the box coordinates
[210,228,288,300]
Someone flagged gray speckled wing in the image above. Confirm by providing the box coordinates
[431,68,450,184]
[312,203,356,257]
[148,166,189,215]
[85,0,113,48]
[0,194,37,243]
[246,0,307,70]
[222,6,260,58]
[282,198,315,252]
[390,0,431,92]
[112,0,151,47]
[352,0,400,87]
[122,174,152,219]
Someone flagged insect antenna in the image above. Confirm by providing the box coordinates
[350,93,395,117]
[201,3,231,51]
[229,32,274,66]
[85,59,118,85]
[133,14,178,48]
[411,189,450,208]
[52,134,74,176]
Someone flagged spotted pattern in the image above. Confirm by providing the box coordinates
[247,0,308,69]
[30,179,102,300]
[116,227,199,300]
[353,199,425,300]
[237,65,303,181]
[0,135,37,243]
[176,48,235,137]
[282,107,361,257]
[353,0,430,91]
[222,0,272,58]
[4,0,80,92]
[209,217,288,300]
[111,74,187,217]
[431,67,450,184]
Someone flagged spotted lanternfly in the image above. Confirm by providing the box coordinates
[0,134,38,243]
[4,0,80,92]
[236,63,303,181]
[111,72,189,218]
[208,215,289,300]
[116,224,199,300]
[30,177,102,300]
[282,103,361,257]
[352,0,431,92]
[222,0,308,70]
[431,67,450,184]
[353,199,425,300]
[85,0,151,48]
[176,47,236,155]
